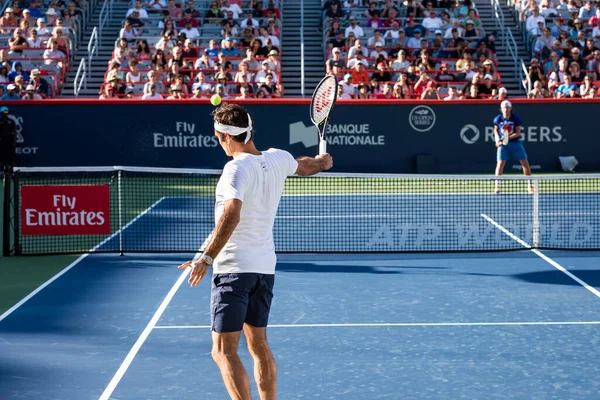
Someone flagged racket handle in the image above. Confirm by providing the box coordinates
[319,139,327,155]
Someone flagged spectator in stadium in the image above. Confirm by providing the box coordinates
[570,47,586,69]
[328,29,346,49]
[348,39,368,58]
[588,50,600,72]
[391,76,410,99]
[254,60,276,83]
[557,30,569,48]
[339,73,355,97]
[125,59,143,85]
[213,83,229,98]
[524,57,545,87]
[579,74,596,97]
[526,7,545,35]
[350,62,369,84]
[383,22,403,42]
[0,63,8,84]
[1,84,20,100]
[569,61,584,83]
[390,50,410,76]
[365,10,383,29]
[534,27,555,58]
[36,18,51,36]
[575,30,587,49]
[166,84,184,99]
[156,33,176,55]
[326,47,344,73]
[371,62,392,82]
[583,38,599,60]
[336,82,350,99]
[218,37,237,57]
[235,75,254,96]
[26,29,43,48]
[569,19,584,38]
[234,61,253,83]
[127,0,149,19]
[405,0,425,18]
[205,1,222,23]
[384,7,401,27]
[215,52,233,72]
[443,86,460,100]
[436,63,456,82]
[27,1,44,19]
[144,70,164,94]
[548,56,569,82]
[147,0,167,11]
[142,84,163,99]
[416,50,435,71]
[193,72,212,95]
[8,61,29,82]
[179,19,200,40]
[0,8,18,33]
[21,9,32,27]
[221,19,239,41]
[30,69,50,98]
[369,42,387,59]
[151,49,167,70]
[347,52,368,68]
[419,81,440,99]
[111,47,128,67]
[555,73,578,97]
[12,75,25,95]
[355,84,370,99]
[258,26,279,48]
[367,30,383,47]
[405,28,422,49]
[459,72,480,95]
[345,16,364,38]
[257,73,281,98]
[266,50,280,71]
[543,51,560,73]
[242,48,259,71]
[203,39,219,58]
[21,84,42,100]
[578,0,596,20]
[45,8,59,26]
[8,29,28,54]
[455,51,474,71]
[423,11,443,30]
[166,0,181,18]
[480,59,497,81]
[478,74,498,96]
[464,83,479,99]
[181,39,197,60]
[325,1,344,21]
[528,79,551,98]
[119,20,140,41]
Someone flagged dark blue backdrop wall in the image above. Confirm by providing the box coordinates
[6,100,598,173]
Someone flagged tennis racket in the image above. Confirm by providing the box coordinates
[501,126,510,146]
[310,75,338,155]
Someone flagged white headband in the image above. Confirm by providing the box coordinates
[214,114,253,144]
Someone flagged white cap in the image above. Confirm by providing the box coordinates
[46,8,57,15]
[375,41,384,47]
[7,83,16,90]
[499,87,507,94]
[501,100,512,108]
[4,7,14,13]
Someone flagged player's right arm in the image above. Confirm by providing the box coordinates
[493,116,502,147]
[295,154,333,176]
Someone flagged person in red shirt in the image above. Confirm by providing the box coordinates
[384,8,402,27]
[351,62,370,84]
[262,0,281,19]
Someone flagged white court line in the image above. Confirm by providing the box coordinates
[154,321,600,329]
[481,213,600,299]
[0,197,167,324]
[98,267,191,400]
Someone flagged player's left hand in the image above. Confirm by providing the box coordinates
[496,141,503,148]
[178,260,210,287]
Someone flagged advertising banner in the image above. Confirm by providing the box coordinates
[4,100,599,173]
[20,185,110,235]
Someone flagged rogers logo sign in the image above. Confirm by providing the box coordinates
[20,185,110,236]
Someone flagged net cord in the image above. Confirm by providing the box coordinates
[12,166,600,181]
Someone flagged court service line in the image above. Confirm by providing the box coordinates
[98,268,190,400]
[481,213,600,299]
[154,321,600,329]
[0,197,167,325]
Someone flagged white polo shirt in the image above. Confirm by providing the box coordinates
[213,148,298,275]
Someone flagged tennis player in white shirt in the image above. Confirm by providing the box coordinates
[178,103,332,400]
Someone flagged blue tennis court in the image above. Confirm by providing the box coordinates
[1,189,600,399]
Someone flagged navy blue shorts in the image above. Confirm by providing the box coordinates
[211,273,275,333]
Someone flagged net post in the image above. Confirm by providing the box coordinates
[532,179,540,248]
[118,169,123,256]
[2,166,11,256]
[12,168,20,255]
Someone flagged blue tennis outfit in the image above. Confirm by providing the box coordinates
[493,113,527,161]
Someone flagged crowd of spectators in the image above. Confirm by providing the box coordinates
[100,0,284,99]
[519,0,599,98]
[322,0,508,100]
[0,0,81,99]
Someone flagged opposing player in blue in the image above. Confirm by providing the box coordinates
[493,100,533,194]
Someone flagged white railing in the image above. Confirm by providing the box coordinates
[491,0,522,91]
[98,0,114,39]
[88,27,98,78]
[520,59,531,94]
[74,58,87,97]
[300,0,305,97]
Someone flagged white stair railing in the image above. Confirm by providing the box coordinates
[74,58,87,97]
[98,0,113,39]
[88,27,98,78]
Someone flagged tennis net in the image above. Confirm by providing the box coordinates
[3,166,599,255]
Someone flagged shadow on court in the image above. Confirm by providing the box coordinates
[512,269,600,287]
[276,262,451,274]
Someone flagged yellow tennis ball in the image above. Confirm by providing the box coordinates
[210,94,222,106]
